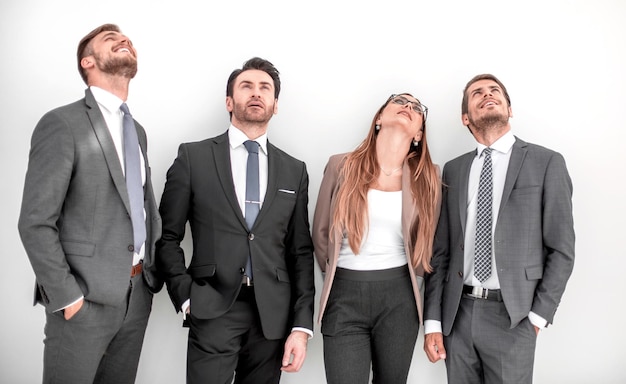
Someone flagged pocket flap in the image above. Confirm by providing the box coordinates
[189,264,217,279]
[525,264,544,280]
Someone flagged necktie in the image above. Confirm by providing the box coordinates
[120,103,146,254]
[243,140,260,280]
[474,147,493,282]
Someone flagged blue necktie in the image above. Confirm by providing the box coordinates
[474,147,493,282]
[120,103,146,254]
[243,140,260,280]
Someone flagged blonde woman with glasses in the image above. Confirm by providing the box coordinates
[313,93,441,383]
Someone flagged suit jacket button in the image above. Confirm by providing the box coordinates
[458,271,463,277]
[460,244,464,251]
[248,233,255,241]
[128,245,134,252]
[240,267,245,274]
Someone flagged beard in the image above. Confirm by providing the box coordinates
[468,110,509,132]
[94,52,137,79]
[231,100,274,125]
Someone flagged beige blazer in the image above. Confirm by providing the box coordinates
[312,153,441,324]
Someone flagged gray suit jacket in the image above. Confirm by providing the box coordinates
[157,131,315,340]
[18,89,162,312]
[424,137,575,335]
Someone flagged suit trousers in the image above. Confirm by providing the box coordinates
[444,295,537,384]
[42,273,152,384]
[322,266,419,384]
[187,286,284,384]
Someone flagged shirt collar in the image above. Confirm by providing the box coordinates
[228,124,268,155]
[90,86,125,114]
[476,130,515,156]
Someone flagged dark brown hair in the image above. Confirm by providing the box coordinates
[76,24,121,84]
[461,73,511,115]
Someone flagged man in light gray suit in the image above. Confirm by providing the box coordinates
[423,74,575,384]
[18,24,161,384]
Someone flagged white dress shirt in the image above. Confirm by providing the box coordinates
[91,86,146,266]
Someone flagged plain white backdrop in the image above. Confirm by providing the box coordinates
[1,0,625,383]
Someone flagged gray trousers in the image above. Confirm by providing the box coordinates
[444,295,537,384]
[322,266,419,384]
[42,273,152,384]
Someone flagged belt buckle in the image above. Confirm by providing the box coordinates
[470,286,489,299]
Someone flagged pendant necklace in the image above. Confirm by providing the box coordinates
[380,165,402,176]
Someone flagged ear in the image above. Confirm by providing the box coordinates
[226,96,233,112]
[414,128,423,143]
[273,99,278,115]
[80,57,94,70]
[462,113,470,126]
[508,106,513,118]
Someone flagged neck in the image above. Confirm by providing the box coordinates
[376,130,410,171]
[471,124,510,147]
[89,75,130,101]
[232,120,269,140]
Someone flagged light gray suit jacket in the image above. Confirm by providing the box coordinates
[18,89,162,312]
[424,137,575,335]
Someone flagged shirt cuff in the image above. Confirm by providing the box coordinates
[528,311,548,329]
[292,327,314,339]
[424,320,442,335]
[181,299,190,320]
[55,296,84,313]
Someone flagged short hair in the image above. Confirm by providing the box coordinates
[461,73,511,115]
[226,57,281,99]
[77,24,121,84]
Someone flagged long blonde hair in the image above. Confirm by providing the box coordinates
[331,94,441,272]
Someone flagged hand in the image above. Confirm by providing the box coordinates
[534,325,540,336]
[281,331,308,373]
[63,298,84,320]
[424,332,446,363]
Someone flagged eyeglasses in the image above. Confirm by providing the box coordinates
[389,94,428,119]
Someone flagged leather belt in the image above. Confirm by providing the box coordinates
[242,275,253,287]
[463,285,502,301]
[130,261,143,278]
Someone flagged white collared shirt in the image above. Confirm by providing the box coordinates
[228,125,268,214]
[463,131,515,288]
[90,86,145,264]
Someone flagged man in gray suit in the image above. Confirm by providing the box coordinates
[423,74,575,383]
[18,24,161,384]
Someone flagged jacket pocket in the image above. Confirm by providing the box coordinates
[189,264,217,279]
[275,267,291,283]
[61,241,95,257]
[525,264,544,280]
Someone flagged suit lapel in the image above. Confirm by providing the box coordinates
[213,133,248,229]
[499,137,528,218]
[457,151,474,235]
[84,89,131,215]
[255,142,279,226]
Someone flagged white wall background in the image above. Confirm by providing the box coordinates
[1,0,624,383]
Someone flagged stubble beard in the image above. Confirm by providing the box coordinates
[94,52,138,79]
[468,110,509,133]
[232,101,274,125]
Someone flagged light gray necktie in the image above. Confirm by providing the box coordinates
[243,140,260,280]
[474,147,493,282]
[120,103,146,254]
